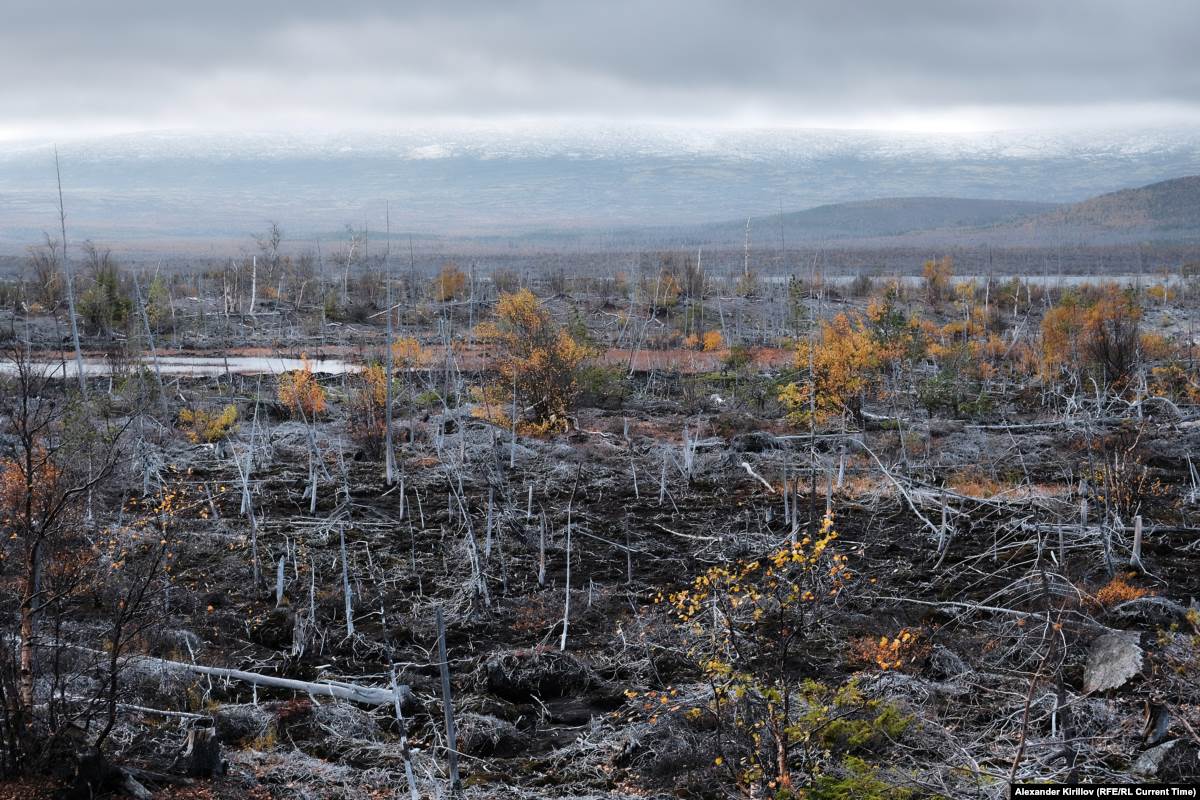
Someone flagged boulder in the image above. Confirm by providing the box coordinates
[1083,631,1143,694]
[1108,596,1190,628]
[1132,739,1200,781]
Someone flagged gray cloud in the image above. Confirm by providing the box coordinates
[2,0,1198,137]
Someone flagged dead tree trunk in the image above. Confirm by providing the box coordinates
[560,503,572,651]
[384,218,397,484]
[130,270,169,416]
[390,665,420,800]
[54,148,87,398]
[248,255,257,317]
[538,513,547,588]
[183,723,225,778]
[1130,514,1144,572]
[275,556,286,607]
[340,527,354,637]
[436,606,461,792]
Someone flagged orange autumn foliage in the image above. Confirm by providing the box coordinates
[346,363,388,450]
[475,289,587,432]
[0,450,61,529]
[1093,576,1154,608]
[683,330,724,351]
[1041,285,1142,387]
[849,628,928,671]
[1149,362,1200,403]
[431,263,467,302]
[779,312,885,424]
[277,356,327,419]
[179,404,239,444]
[391,337,430,370]
[358,363,388,409]
[922,255,954,303]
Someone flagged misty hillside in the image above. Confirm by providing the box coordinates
[1021,174,1200,233]
[662,175,1200,249]
[686,197,1058,245]
[2,126,1200,255]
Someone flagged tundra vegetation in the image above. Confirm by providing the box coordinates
[0,239,1199,799]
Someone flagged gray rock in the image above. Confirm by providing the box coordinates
[1109,596,1190,627]
[1083,631,1143,694]
[1132,739,1200,781]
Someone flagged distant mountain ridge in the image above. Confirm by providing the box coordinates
[1,126,1199,256]
[1020,175,1200,233]
[671,175,1200,248]
[699,197,1059,244]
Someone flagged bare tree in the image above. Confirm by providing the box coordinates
[25,236,64,311]
[0,346,130,773]
[54,149,87,396]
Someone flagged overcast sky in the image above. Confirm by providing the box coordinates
[2,0,1198,140]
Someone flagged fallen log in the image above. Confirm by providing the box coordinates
[21,638,414,709]
[54,644,415,708]
[181,661,411,706]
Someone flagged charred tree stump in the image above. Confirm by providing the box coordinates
[183,722,225,778]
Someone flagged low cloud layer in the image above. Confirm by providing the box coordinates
[2,0,1198,137]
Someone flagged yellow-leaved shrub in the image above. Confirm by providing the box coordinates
[475,289,587,433]
[277,356,327,419]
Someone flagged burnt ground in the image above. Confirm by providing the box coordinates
[4,271,1200,798]
[6,369,1192,799]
